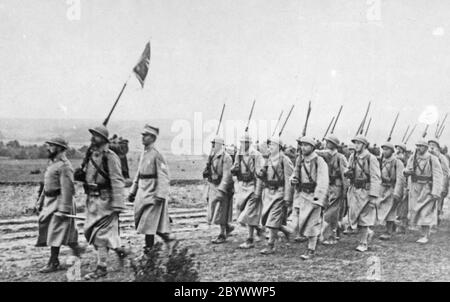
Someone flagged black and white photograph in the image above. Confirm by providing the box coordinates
[1,0,450,285]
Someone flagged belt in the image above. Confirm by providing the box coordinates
[44,189,61,197]
[138,173,157,179]
[299,183,316,193]
[411,175,432,183]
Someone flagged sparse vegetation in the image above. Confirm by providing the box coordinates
[131,242,200,282]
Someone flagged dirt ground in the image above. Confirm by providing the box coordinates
[1,157,450,282]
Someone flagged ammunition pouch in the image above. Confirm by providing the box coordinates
[83,183,112,196]
[74,167,86,182]
[299,182,316,194]
[329,175,341,186]
[238,172,254,183]
[352,178,368,189]
[44,189,61,197]
[344,170,354,180]
[381,177,395,187]
[265,180,284,190]
[209,176,222,186]
[411,175,432,184]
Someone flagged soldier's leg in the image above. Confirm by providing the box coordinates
[145,235,155,249]
[260,227,277,254]
[301,236,318,260]
[212,225,227,244]
[39,246,61,273]
[417,226,430,243]
[68,242,85,258]
[239,226,256,249]
[84,246,108,280]
[157,232,178,253]
[356,226,373,252]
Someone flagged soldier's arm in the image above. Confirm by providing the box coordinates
[58,163,75,213]
[393,159,405,199]
[431,155,443,197]
[155,152,170,200]
[440,156,449,194]
[283,155,294,202]
[369,154,381,198]
[315,149,330,158]
[218,153,233,194]
[107,153,125,210]
[253,152,265,197]
[339,154,350,192]
[314,156,329,206]
[129,154,142,197]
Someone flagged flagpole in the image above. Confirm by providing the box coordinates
[103,74,131,126]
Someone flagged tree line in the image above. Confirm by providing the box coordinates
[0,140,85,160]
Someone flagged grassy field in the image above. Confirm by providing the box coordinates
[0,153,205,184]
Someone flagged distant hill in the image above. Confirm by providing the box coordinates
[0,118,178,153]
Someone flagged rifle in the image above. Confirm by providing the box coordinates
[387,112,400,142]
[422,124,429,138]
[245,99,256,132]
[271,110,284,137]
[356,102,371,136]
[203,104,226,180]
[364,117,372,136]
[401,125,410,143]
[404,124,417,144]
[302,100,312,137]
[438,125,446,138]
[322,116,335,140]
[233,100,256,176]
[330,105,343,134]
[437,113,448,138]
[279,105,295,137]
[292,101,312,186]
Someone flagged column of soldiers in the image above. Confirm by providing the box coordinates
[35,124,176,279]
[203,128,450,259]
[35,119,450,276]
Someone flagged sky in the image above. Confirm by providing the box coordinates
[1,0,450,144]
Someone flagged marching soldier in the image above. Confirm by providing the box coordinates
[395,143,410,232]
[344,135,381,252]
[290,137,329,260]
[376,142,405,240]
[203,136,234,243]
[257,136,294,255]
[128,125,177,256]
[403,140,443,243]
[427,138,449,225]
[231,133,265,249]
[35,137,83,273]
[80,125,129,279]
[316,134,349,245]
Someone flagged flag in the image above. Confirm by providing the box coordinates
[133,41,151,88]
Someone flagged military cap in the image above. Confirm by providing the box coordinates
[381,142,395,151]
[415,139,429,147]
[211,136,225,145]
[348,143,355,150]
[142,124,159,137]
[297,136,316,147]
[325,134,340,147]
[89,125,110,142]
[351,135,369,146]
[45,137,68,149]
[267,136,283,146]
[428,138,440,148]
[395,143,407,152]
